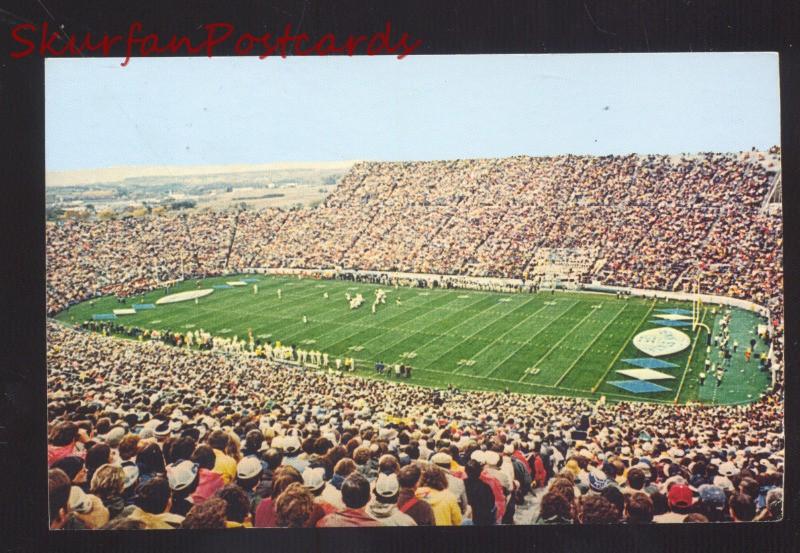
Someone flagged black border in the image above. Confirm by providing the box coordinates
[1,1,798,552]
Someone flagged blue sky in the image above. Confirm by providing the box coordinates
[45,53,780,171]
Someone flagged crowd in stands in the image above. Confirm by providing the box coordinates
[47,151,782,318]
[45,150,784,528]
[47,321,783,528]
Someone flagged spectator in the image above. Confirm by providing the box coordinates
[624,492,653,524]
[316,473,382,527]
[366,473,416,526]
[578,495,619,524]
[181,497,228,529]
[49,469,73,530]
[415,465,462,526]
[90,464,126,520]
[396,463,436,526]
[127,477,184,529]
[275,482,315,528]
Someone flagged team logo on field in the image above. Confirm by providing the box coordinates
[499,298,512,302]
[399,351,417,359]
[301,339,317,345]
[632,327,691,357]
[219,328,232,334]
[257,334,272,339]
[458,359,476,366]
[348,345,364,351]
[525,367,541,375]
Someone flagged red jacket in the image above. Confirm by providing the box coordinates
[191,468,224,505]
[531,455,547,489]
[512,450,532,474]
[48,443,85,466]
[480,472,506,522]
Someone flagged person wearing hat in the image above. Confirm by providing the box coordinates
[431,451,468,515]
[236,456,265,515]
[471,449,506,523]
[696,484,728,522]
[301,467,337,526]
[120,461,140,505]
[316,473,382,527]
[654,484,694,523]
[166,460,200,516]
[66,485,110,529]
[366,473,417,526]
[280,435,308,474]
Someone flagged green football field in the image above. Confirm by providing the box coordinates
[54,274,772,405]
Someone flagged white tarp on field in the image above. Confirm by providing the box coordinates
[653,313,693,321]
[113,308,137,315]
[227,281,248,286]
[616,368,676,380]
[155,288,214,305]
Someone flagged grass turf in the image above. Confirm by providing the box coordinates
[54,274,772,405]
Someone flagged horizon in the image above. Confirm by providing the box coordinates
[46,147,781,187]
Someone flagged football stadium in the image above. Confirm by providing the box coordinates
[47,151,784,527]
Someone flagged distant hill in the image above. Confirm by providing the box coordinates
[46,161,358,187]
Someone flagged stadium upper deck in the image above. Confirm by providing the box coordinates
[47,151,782,318]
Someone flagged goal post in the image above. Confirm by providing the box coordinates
[692,274,711,335]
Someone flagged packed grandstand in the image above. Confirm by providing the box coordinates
[47,150,784,528]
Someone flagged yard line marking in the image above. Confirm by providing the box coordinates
[483,300,581,379]
[318,291,478,354]
[371,294,505,361]
[324,292,483,353]
[272,284,456,340]
[674,307,708,404]
[553,303,629,387]
[590,299,656,392]
[421,295,543,372]
[517,304,599,382]
[451,296,548,375]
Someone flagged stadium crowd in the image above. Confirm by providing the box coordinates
[47,321,783,529]
[45,150,784,528]
[47,152,782,317]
